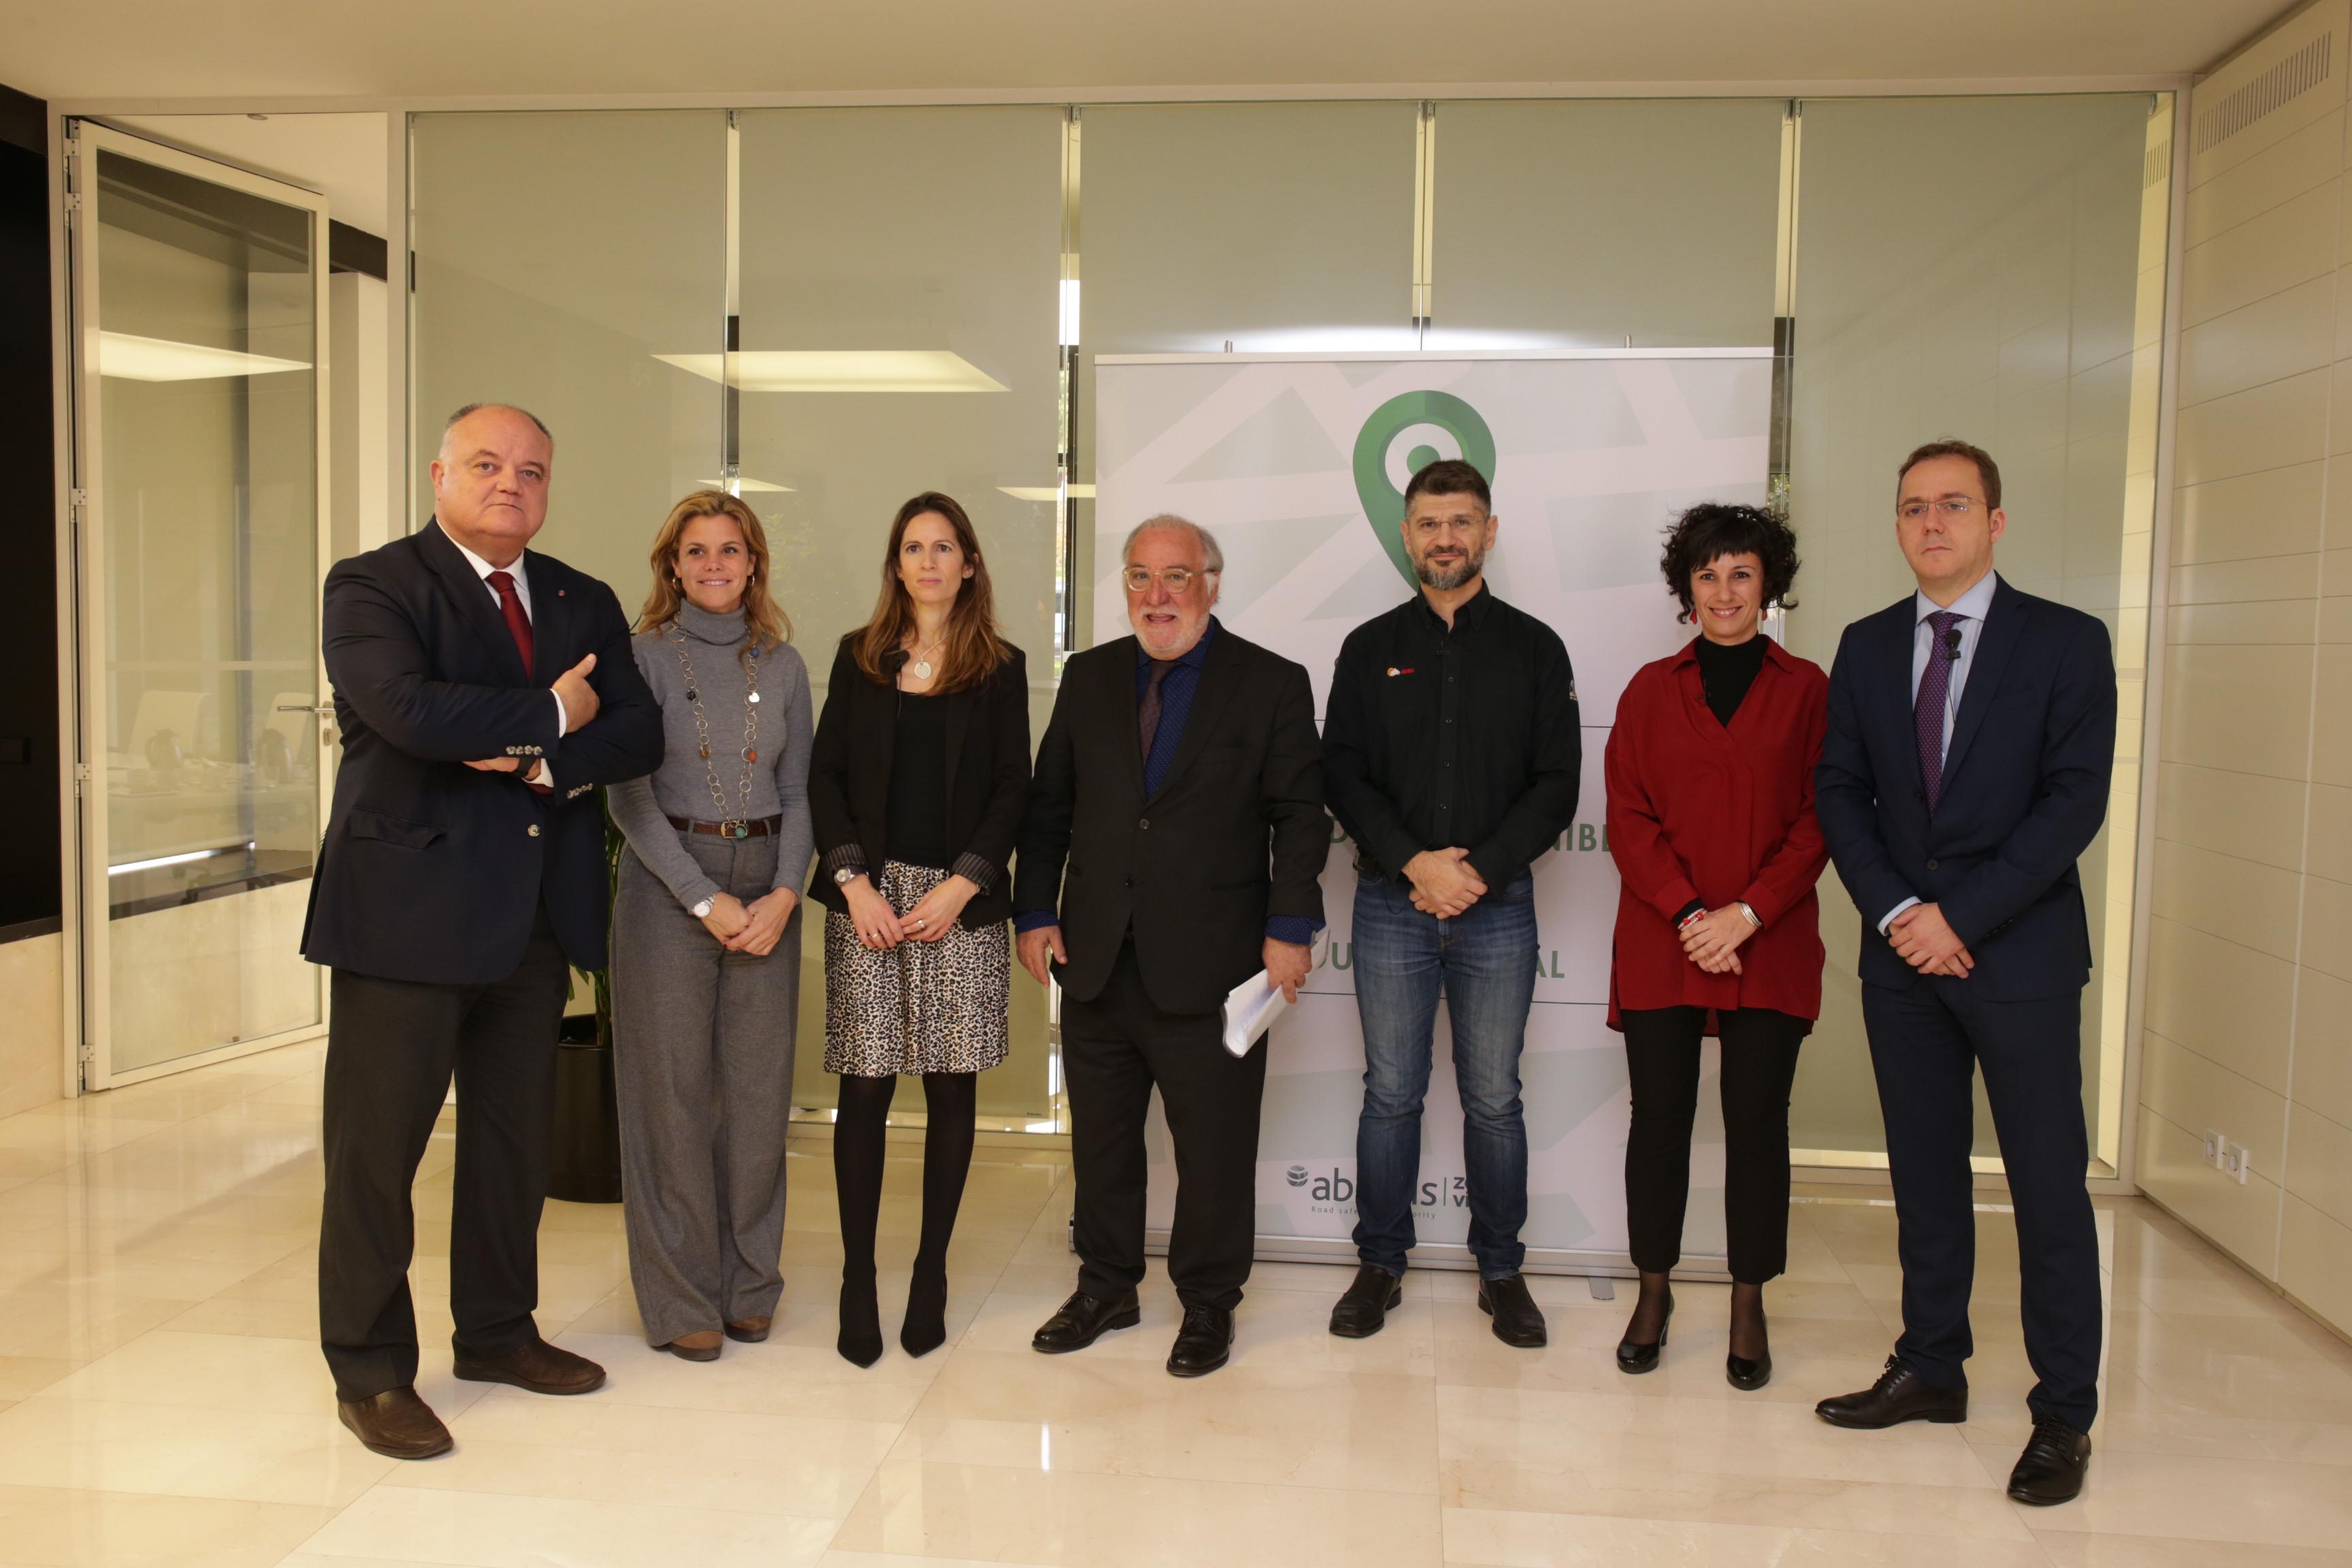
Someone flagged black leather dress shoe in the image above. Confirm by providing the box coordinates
[1030,1289,1142,1354]
[1477,1273,1548,1348]
[1328,1265,1403,1339]
[1725,1346,1771,1391]
[1815,1354,1967,1428]
[337,1387,453,1460]
[1167,1303,1235,1377]
[2007,1414,2092,1505]
[1615,1290,1673,1374]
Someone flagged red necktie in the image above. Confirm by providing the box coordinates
[487,569,534,674]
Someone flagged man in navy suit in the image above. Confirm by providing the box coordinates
[1812,439,2116,1506]
[304,403,662,1458]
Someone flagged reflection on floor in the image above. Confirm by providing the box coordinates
[0,1038,2347,1567]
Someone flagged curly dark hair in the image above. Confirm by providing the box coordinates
[1659,502,1801,623]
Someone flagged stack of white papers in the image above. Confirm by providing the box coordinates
[1220,970,1292,1058]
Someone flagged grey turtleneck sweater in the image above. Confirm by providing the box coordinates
[608,602,815,912]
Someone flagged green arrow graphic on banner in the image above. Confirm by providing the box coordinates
[1352,391,1498,585]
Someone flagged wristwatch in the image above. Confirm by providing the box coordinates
[833,867,862,887]
[690,897,715,919]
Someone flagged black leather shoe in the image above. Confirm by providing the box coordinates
[1815,1354,1967,1428]
[2007,1414,2091,1505]
[1616,1290,1673,1374]
[1726,1349,1771,1390]
[1167,1303,1235,1377]
[1030,1289,1142,1354]
[1328,1265,1403,1339]
[1477,1273,1548,1348]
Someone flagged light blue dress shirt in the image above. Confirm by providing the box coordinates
[1880,569,2000,933]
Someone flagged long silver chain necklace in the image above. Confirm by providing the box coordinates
[670,626,760,837]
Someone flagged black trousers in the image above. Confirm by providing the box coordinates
[1620,1006,1806,1284]
[1061,943,1268,1312]
[1863,978,2101,1430]
[318,906,571,1400]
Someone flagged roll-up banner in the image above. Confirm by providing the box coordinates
[1093,350,1773,1273]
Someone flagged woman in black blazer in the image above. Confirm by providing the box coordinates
[807,491,1030,1367]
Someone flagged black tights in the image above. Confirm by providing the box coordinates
[834,1071,978,1276]
[833,1072,977,1361]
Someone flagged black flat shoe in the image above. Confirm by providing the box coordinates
[1616,1290,1673,1374]
[1030,1288,1142,1354]
[1328,1264,1403,1339]
[1477,1273,1548,1348]
[1166,1303,1234,1377]
[2007,1414,2091,1505]
[1816,1354,1968,1428]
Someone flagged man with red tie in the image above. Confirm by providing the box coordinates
[303,403,662,1458]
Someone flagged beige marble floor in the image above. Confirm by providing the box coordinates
[0,1041,2347,1567]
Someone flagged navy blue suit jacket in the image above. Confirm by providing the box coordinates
[1814,576,2117,1001]
[300,520,664,985]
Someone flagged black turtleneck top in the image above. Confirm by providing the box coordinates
[1695,634,1768,727]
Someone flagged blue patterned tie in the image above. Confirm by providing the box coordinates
[1916,610,1961,812]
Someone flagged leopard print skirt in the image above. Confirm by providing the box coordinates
[823,860,1011,1077]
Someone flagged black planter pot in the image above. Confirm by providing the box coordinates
[547,1013,623,1204]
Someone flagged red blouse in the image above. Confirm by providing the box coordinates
[1605,636,1830,1030]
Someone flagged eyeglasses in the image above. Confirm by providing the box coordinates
[1121,566,1218,593]
[1897,497,1987,523]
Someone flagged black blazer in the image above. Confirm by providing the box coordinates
[1814,575,2117,1001]
[1015,627,1326,1015]
[300,520,664,984]
[806,639,1031,928]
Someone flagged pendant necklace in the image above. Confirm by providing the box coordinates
[670,627,760,837]
[908,630,947,683]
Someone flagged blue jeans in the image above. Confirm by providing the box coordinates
[1350,872,1538,1279]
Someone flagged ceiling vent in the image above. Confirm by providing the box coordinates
[2195,34,2332,152]
[2190,0,2349,182]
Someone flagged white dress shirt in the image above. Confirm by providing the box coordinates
[1880,568,2001,934]
[447,536,564,783]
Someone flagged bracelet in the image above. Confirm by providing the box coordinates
[1736,900,1763,929]
[1676,909,1707,930]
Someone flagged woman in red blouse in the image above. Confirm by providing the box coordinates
[1605,502,1827,1392]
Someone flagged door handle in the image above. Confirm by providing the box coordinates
[276,704,333,715]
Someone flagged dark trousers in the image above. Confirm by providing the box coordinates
[1620,1006,1806,1284]
[318,907,570,1401]
[1863,978,2102,1430]
[1061,942,1268,1312]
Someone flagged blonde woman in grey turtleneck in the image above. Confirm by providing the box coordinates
[606,493,813,1362]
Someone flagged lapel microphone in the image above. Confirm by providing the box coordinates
[1944,626,1963,660]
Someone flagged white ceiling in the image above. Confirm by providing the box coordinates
[0,0,2288,102]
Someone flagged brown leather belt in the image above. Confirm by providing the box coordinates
[666,813,782,840]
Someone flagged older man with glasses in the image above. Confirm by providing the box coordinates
[1014,515,1326,1377]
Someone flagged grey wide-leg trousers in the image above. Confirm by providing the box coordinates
[610,832,801,1347]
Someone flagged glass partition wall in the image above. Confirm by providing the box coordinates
[410,93,2170,1166]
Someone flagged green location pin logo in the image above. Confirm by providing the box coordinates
[1352,391,1498,585]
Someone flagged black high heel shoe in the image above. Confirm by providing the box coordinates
[900,1266,948,1358]
[1614,1289,1673,1374]
[837,1268,883,1369]
[1726,1300,1771,1390]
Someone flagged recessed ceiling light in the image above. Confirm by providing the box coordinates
[98,331,310,382]
[698,478,795,493]
[998,484,1096,502]
[656,350,1008,394]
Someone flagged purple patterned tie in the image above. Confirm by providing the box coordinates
[1916,610,1961,812]
[1139,658,1175,760]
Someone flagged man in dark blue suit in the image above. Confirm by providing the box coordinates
[304,403,662,1458]
[1812,439,2115,1506]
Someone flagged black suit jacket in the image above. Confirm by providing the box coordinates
[301,519,664,984]
[1814,575,2117,1001]
[1015,627,1326,1015]
[805,639,1032,928]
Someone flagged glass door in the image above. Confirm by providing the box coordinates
[66,123,331,1088]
